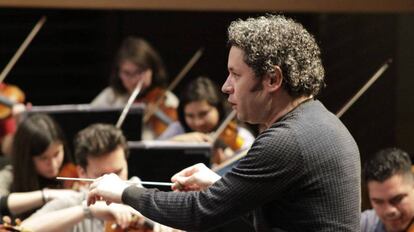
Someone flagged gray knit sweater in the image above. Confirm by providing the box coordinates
[123,100,361,232]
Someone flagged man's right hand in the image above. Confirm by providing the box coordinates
[171,163,221,192]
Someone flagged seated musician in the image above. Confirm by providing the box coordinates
[158,76,255,165]
[361,147,414,232]
[91,36,178,139]
[0,114,78,219]
[22,123,179,232]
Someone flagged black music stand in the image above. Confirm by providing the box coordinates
[127,141,212,191]
[23,104,144,148]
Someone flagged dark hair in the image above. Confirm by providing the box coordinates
[177,77,227,133]
[364,147,412,183]
[11,114,70,192]
[110,36,168,94]
[74,123,128,169]
[228,14,325,97]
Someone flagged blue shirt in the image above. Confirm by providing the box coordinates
[361,209,386,232]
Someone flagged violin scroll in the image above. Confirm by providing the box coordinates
[0,84,25,120]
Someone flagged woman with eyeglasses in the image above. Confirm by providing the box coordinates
[91,36,178,139]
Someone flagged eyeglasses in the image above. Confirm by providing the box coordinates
[119,68,144,80]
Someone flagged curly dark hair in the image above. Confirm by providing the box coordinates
[228,14,325,97]
[74,123,128,169]
[364,147,412,183]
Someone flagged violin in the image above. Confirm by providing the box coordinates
[218,121,244,151]
[138,87,177,137]
[140,48,203,136]
[104,214,153,232]
[211,110,245,152]
[0,216,31,232]
[0,16,46,120]
[58,163,80,189]
[0,84,25,120]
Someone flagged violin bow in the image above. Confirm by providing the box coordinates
[56,177,173,187]
[336,59,392,118]
[143,48,204,123]
[0,16,47,83]
[116,78,144,128]
[210,109,236,144]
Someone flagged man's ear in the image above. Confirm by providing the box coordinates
[263,65,283,92]
[76,165,87,178]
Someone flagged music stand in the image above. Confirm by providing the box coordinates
[24,104,144,148]
[127,140,212,191]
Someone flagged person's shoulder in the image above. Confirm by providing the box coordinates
[97,87,115,96]
[91,87,127,107]
[361,209,383,232]
[361,209,379,220]
[0,165,13,195]
[250,125,300,162]
[164,90,179,108]
[257,123,296,145]
[157,122,185,140]
[0,164,12,174]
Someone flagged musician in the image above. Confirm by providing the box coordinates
[21,123,136,231]
[0,114,77,219]
[158,76,255,165]
[91,36,178,139]
[361,148,414,232]
[87,15,360,231]
[22,124,179,232]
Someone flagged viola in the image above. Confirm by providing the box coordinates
[0,84,25,120]
[138,87,177,137]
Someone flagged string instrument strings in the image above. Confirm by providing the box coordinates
[56,177,173,187]
[115,78,144,128]
[336,59,392,117]
[143,48,204,123]
[210,110,236,144]
[0,16,47,83]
